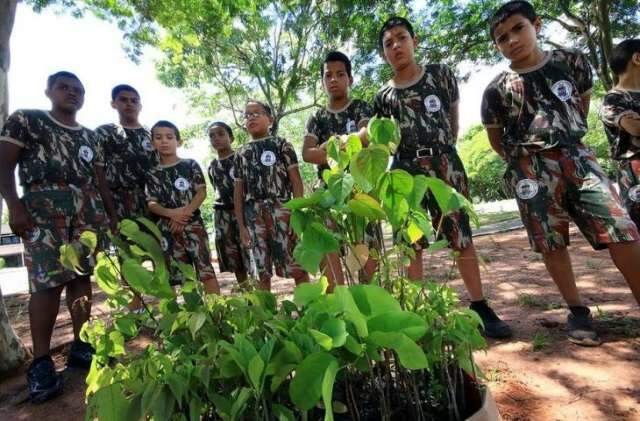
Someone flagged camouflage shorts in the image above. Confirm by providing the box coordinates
[392,151,472,251]
[244,201,306,280]
[158,217,217,285]
[21,183,108,293]
[505,144,639,253]
[112,185,148,220]
[617,158,640,229]
[214,208,248,273]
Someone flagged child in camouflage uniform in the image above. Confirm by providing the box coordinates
[95,84,157,220]
[146,121,220,294]
[207,121,248,285]
[374,17,511,339]
[234,100,309,291]
[600,39,640,228]
[482,1,640,346]
[303,51,379,288]
[0,71,117,402]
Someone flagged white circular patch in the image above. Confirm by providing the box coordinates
[27,227,41,242]
[35,266,47,283]
[516,179,539,200]
[78,145,94,162]
[160,238,169,251]
[424,95,442,113]
[345,119,357,133]
[552,80,573,102]
[142,139,154,152]
[629,185,640,203]
[174,177,190,191]
[260,150,276,166]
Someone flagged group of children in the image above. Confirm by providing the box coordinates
[0,0,639,405]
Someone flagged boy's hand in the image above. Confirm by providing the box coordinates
[168,208,190,225]
[240,226,252,248]
[169,220,185,234]
[203,277,221,295]
[8,202,35,238]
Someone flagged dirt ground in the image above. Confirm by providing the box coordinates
[1,225,639,421]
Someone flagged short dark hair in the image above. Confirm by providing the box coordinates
[610,39,640,76]
[322,51,352,78]
[489,1,537,42]
[111,84,140,101]
[47,71,81,89]
[378,16,415,50]
[151,120,181,142]
[208,121,234,139]
[246,100,272,117]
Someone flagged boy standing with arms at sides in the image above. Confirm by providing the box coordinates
[96,84,157,221]
[146,121,220,294]
[374,17,511,339]
[0,71,117,402]
[234,100,309,291]
[482,1,640,346]
[303,51,376,288]
[207,121,249,285]
[601,39,640,228]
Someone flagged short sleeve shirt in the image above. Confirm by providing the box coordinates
[95,123,158,189]
[234,136,298,202]
[600,89,640,160]
[373,64,459,154]
[207,154,236,207]
[305,99,372,176]
[0,110,102,188]
[481,49,593,150]
[146,158,205,217]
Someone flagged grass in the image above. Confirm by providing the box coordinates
[476,210,521,227]
[532,331,550,352]
[517,293,562,310]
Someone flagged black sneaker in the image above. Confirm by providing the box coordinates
[567,306,601,347]
[66,340,95,370]
[470,300,513,339]
[27,356,63,403]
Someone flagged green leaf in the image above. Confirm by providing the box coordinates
[248,354,265,391]
[94,255,120,296]
[166,373,186,404]
[322,359,339,421]
[345,133,363,159]
[350,285,401,318]
[93,383,131,421]
[79,231,97,252]
[273,404,296,421]
[59,244,85,274]
[368,115,400,146]
[120,222,170,285]
[407,221,424,244]
[289,351,338,411]
[293,280,327,307]
[347,193,386,220]
[328,173,355,204]
[333,287,368,338]
[349,145,389,192]
[114,315,139,338]
[189,397,203,421]
[136,216,164,242]
[230,387,252,420]
[367,311,428,341]
[378,170,414,197]
[320,318,348,348]
[188,312,207,339]
[284,191,324,210]
[293,244,324,275]
[303,222,340,254]
[290,210,309,236]
[368,332,428,370]
[426,239,449,253]
[408,175,430,210]
[310,329,333,350]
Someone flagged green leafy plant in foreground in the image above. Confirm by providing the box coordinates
[65,117,487,421]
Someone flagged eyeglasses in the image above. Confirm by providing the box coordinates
[242,112,267,121]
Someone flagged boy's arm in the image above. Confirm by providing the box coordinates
[449,101,460,142]
[620,113,640,137]
[94,165,118,231]
[148,201,176,219]
[234,180,252,248]
[186,185,207,214]
[485,127,506,159]
[288,166,305,198]
[302,135,329,165]
[580,93,591,116]
[0,142,34,237]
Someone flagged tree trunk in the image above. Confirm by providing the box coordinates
[595,0,614,88]
[0,0,30,376]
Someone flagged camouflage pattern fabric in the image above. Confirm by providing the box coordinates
[373,64,459,154]
[146,158,206,220]
[504,144,639,253]
[208,154,236,207]
[481,49,593,156]
[617,158,640,228]
[600,89,640,160]
[0,110,107,292]
[305,99,372,179]
[244,200,306,280]
[214,208,248,273]
[95,123,157,218]
[157,217,216,285]
[392,152,472,251]
[234,136,299,202]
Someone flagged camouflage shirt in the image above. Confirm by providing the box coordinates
[146,158,206,218]
[0,109,103,188]
[373,64,459,154]
[234,136,299,202]
[305,99,372,176]
[207,154,236,207]
[600,89,640,160]
[481,49,593,151]
[95,123,158,189]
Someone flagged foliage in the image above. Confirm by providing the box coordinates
[63,117,488,420]
[583,103,615,178]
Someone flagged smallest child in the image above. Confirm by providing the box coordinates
[207,121,249,284]
[146,120,220,294]
[600,39,640,228]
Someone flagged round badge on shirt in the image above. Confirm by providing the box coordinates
[261,150,277,166]
[516,179,539,200]
[424,95,442,113]
[142,139,154,152]
[552,80,573,102]
[346,119,357,133]
[174,177,191,191]
[160,238,169,251]
[629,185,640,203]
[78,145,94,163]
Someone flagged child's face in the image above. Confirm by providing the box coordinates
[244,103,273,138]
[152,126,180,156]
[381,25,418,71]
[112,91,141,122]
[322,61,352,100]
[209,125,233,151]
[46,76,85,113]
[493,14,541,63]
